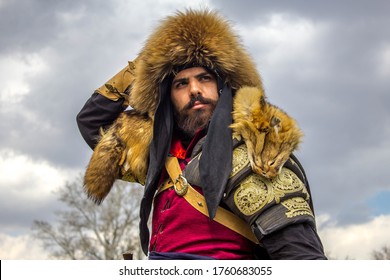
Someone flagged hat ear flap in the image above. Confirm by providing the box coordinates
[141,79,173,255]
[146,79,173,186]
[200,84,233,219]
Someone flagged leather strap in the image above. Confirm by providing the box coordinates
[162,156,259,244]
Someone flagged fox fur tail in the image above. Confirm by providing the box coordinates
[83,110,152,204]
[83,126,125,204]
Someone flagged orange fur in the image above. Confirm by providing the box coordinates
[231,87,303,179]
[83,110,152,204]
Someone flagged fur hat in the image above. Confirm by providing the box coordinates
[129,9,263,115]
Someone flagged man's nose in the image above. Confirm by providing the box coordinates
[189,79,201,97]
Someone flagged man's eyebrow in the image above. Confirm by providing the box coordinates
[195,71,213,78]
[172,71,213,85]
[172,77,189,85]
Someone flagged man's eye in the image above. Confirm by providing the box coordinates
[174,81,186,88]
[200,75,212,81]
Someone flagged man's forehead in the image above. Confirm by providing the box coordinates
[174,66,210,79]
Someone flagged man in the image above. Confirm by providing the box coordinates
[170,67,218,139]
[77,9,327,259]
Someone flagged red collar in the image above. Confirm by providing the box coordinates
[169,130,206,160]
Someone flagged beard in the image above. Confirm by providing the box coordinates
[173,95,217,138]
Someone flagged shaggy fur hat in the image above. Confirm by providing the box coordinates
[129,9,263,115]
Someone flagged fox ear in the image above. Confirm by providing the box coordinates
[270,116,281,127]
[260,95,266,107]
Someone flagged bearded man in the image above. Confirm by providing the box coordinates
[77,9,326,260]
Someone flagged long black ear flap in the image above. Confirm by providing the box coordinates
[140,79,173,254]
[199,84,233,219]
[149,85,174,177]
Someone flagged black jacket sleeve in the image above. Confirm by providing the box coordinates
[76,92,126,149]
[259,156,327,260]
[262,222,327,259]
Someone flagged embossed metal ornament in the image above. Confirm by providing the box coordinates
[281,197,314,218]
[233,167,308,216]
[234,174,270,216]
[230,144,250,178]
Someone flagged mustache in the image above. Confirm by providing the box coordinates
[183,95,214,110]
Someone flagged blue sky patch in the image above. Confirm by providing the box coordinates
[367,190,390,216]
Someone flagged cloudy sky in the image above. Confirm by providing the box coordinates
[0,0,389,260]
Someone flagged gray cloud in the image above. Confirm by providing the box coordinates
[0,0,92,54]
[211,0,390,24]
[213,0,390,224]
[0,0,389,242]
[0,0,146,168]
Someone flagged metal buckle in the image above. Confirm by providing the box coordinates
[174,174,188,196]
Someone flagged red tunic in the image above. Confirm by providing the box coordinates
[149,131,255,259]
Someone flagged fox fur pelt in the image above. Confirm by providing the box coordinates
[84,110,152,204]
[230,87,303,179]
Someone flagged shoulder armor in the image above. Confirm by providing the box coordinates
[225,166,313,219]
[183,139,316,242]
[223,143,316,241]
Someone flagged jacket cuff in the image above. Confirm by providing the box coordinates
[95,61,136,106]
[251,196,315,239]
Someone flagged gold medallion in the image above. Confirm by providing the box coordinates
[234,174,270,216]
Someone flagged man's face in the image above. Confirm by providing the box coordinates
[171,67,219,137]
